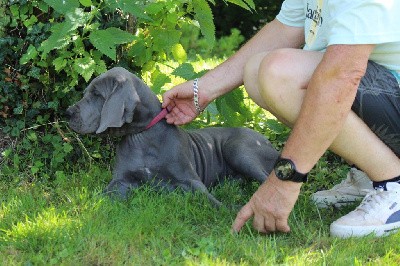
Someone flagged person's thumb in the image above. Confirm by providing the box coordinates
[162,90,174,108]
[231,202,254,233]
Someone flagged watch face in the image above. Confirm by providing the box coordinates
[274,159,295,180]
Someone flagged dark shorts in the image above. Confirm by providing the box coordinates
[352,61,400,157]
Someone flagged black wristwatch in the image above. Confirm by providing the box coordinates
[274,157,308,183]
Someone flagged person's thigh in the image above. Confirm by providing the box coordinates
[352,61,400,157]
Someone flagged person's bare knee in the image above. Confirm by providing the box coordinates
[255,49,323,125]
[243,52,269,109]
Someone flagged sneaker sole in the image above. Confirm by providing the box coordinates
[330,221,400,238]
[312,195,365,208]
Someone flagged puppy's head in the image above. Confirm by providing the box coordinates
[66,67,141,135]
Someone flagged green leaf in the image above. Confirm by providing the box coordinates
[63,143,73,153]
[215,89,252,126]
[265,119,287,134]
[105,0,151,21]
[151,70,171,94]
[43,0,80,14]
[92,51,107,74]
[53,57,68,71]
[79,0,92,7]
[39,8,89,55]
[223,89,251,117]
[73,55,96,82]
[9,5,19,17]
[172,63,196,80]
[144,2,164,15]
[23,15,38,28]
[171,43,187,64]
[227,0,255,11]
[128,40,150,66]
[39,22,72,55]
[193,0,215,47]
[151,28,181,53]
[89,27,136,60]
[20,45,38,65]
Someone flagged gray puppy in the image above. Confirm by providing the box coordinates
[66,67,279,207]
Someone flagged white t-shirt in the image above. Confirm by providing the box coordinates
[276,0,400,72]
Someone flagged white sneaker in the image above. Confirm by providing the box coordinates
[330,182,400,238]
[312,168,373,208]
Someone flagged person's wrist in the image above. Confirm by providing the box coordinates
[194,78,214,110]
[193,78,202,114]
[269,171,302,192]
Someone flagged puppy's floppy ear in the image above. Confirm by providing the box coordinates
[96,77,139,134]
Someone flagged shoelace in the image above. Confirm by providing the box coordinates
[356,188,389,213]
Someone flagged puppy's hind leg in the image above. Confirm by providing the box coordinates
[223,135,279,183]
[183,179,223,208]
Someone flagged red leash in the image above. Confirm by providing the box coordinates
[145,107,171,130]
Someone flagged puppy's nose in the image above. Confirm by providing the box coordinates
[65,107,74,120]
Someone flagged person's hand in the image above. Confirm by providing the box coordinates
[162,80,210,126]
[232,173,301,234]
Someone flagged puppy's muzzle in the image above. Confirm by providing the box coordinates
[66,105,83,131]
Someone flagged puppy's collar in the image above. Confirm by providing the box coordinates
[145,107,171,130]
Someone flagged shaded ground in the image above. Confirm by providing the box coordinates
[0,131,14,163]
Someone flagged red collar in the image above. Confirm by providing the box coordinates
[145,108,170,130]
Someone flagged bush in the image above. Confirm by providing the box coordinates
[0,0,261,137]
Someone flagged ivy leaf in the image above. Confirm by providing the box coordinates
[20,44,38,65]
[89,27,136,61]
[73,55,96,82]
[193,0,215,47]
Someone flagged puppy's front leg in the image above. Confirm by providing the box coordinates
[104,177,137,200]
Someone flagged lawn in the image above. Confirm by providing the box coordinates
[1,159,400,265]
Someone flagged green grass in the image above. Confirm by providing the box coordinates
[1,161,400,265]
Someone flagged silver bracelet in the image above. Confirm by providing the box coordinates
[193,78,202,114]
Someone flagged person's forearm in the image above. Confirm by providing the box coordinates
[281,44,375,173]
[200,19,304,100]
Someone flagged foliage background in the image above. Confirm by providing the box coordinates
[0,0,286,177]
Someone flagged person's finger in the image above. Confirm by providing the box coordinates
[263,215,277,233]
[171,108,188,125]
[162,90,176,108]
[252,213,267,233]
[231,202,254,233]
[275,218,291,233]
